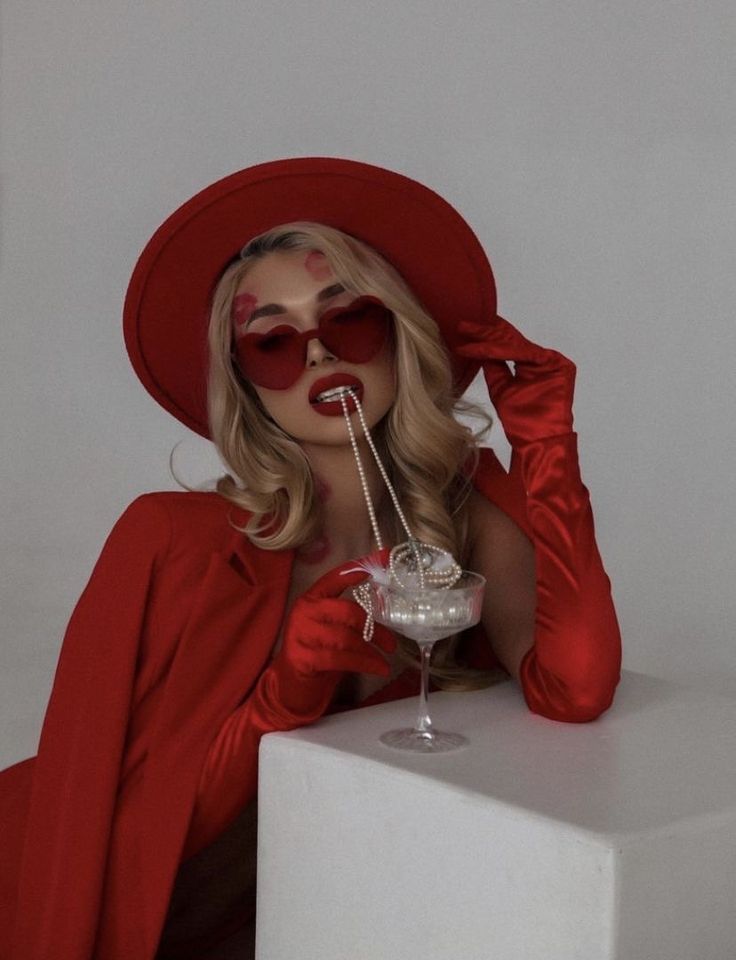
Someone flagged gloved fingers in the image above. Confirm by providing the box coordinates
[308,647,391,678]
[487,315,546,360]
[478,314,547,363]
[288,620,395,673]
[295,615,378,656]
[297,597,368,634]
[493,316,576,376]
[370,622,398,655]
[304,618,398,655]
[481,359,515,400]
[456,314,546,361]
[456,315,574,372]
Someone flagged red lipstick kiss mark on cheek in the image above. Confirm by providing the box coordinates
[232,292,258,332]
[304,251,332,281]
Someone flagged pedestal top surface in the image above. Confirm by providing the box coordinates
[263,670,736,844]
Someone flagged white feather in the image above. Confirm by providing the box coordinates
[340,556,392,584]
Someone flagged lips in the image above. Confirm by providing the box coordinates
[308,373,364,405]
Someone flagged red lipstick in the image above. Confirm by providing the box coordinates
[309,373,364,417]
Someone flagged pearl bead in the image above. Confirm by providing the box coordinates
[338,388,463,641]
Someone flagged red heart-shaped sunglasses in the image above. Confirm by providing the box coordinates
[233,295,394,390]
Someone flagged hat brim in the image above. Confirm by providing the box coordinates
[123,156,492,438]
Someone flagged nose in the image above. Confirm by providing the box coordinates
[306,335,337,367]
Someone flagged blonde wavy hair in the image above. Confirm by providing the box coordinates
[206,221,508,691]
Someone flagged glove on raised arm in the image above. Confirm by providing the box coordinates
[182,558,396,859]
[456,315,622,722]
[456,313,576,446]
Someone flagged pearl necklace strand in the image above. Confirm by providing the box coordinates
[337,389,412,554]
[335,387,462,640]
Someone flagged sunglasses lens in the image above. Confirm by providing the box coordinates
[320,296,392,362]
[233,296,394,390]
[235,325,305,389]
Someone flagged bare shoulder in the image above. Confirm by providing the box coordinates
[465,486,534,552]
[465,487,536,681]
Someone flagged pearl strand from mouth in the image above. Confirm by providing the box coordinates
[335,384,466,588]
[337,389,386,551]
[337,388,427,584]
[333,386,461,640]
[337,392,411,536]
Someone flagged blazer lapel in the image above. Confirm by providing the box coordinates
[138,527,295,954]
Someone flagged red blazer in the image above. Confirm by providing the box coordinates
[0,449,532,959]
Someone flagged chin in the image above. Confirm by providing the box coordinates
[292,405,392,447]
[300,418,373,447]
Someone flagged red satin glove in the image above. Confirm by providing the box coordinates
[455,313,576,446]
[182,556,396,859]
[259,558,396,722]
[457,314,622,723]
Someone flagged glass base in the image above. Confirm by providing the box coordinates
[379,727,468,753]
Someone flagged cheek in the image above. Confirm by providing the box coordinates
[253,388,285,420]
[375,338,397,386]
[252,383,308,429]
[364,350,397,410]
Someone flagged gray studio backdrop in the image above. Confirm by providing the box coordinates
[1,0,734,767]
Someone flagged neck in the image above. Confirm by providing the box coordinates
[303,439,392,556]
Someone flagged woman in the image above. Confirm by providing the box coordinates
[0,157,622,959]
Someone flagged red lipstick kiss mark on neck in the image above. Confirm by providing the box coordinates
[297,533,332,565]
[304,251,332,281]
[314,475,332,503]
[232,292,258,331]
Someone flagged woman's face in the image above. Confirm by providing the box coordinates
[232,249,396,447]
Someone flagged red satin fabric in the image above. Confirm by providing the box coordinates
[456,314,622,721]
[181,559,397,861]
[0,480,468,958]
[2,494,293,959]
[514,432,621,721]
[0,435,620,957]
[455,313,576,444]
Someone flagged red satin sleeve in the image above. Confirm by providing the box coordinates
[184,431,623,860]
[513,432,622,722]
[180,662,327,861]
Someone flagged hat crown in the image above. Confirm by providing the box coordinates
[124,157,494,437]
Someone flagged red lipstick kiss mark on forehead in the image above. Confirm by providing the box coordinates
[304,251,332,281]
[232,292,258,333]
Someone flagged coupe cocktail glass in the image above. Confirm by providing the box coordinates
[365,571,485,753]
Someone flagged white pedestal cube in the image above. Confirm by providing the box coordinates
[256,671,736,960]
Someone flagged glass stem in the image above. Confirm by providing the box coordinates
[414,642,434,739]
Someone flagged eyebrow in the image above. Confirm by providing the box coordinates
[247,283,346,323]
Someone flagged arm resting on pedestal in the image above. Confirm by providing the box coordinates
[470,433,622,723]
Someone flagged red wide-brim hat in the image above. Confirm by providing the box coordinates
[123,156,495,439]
